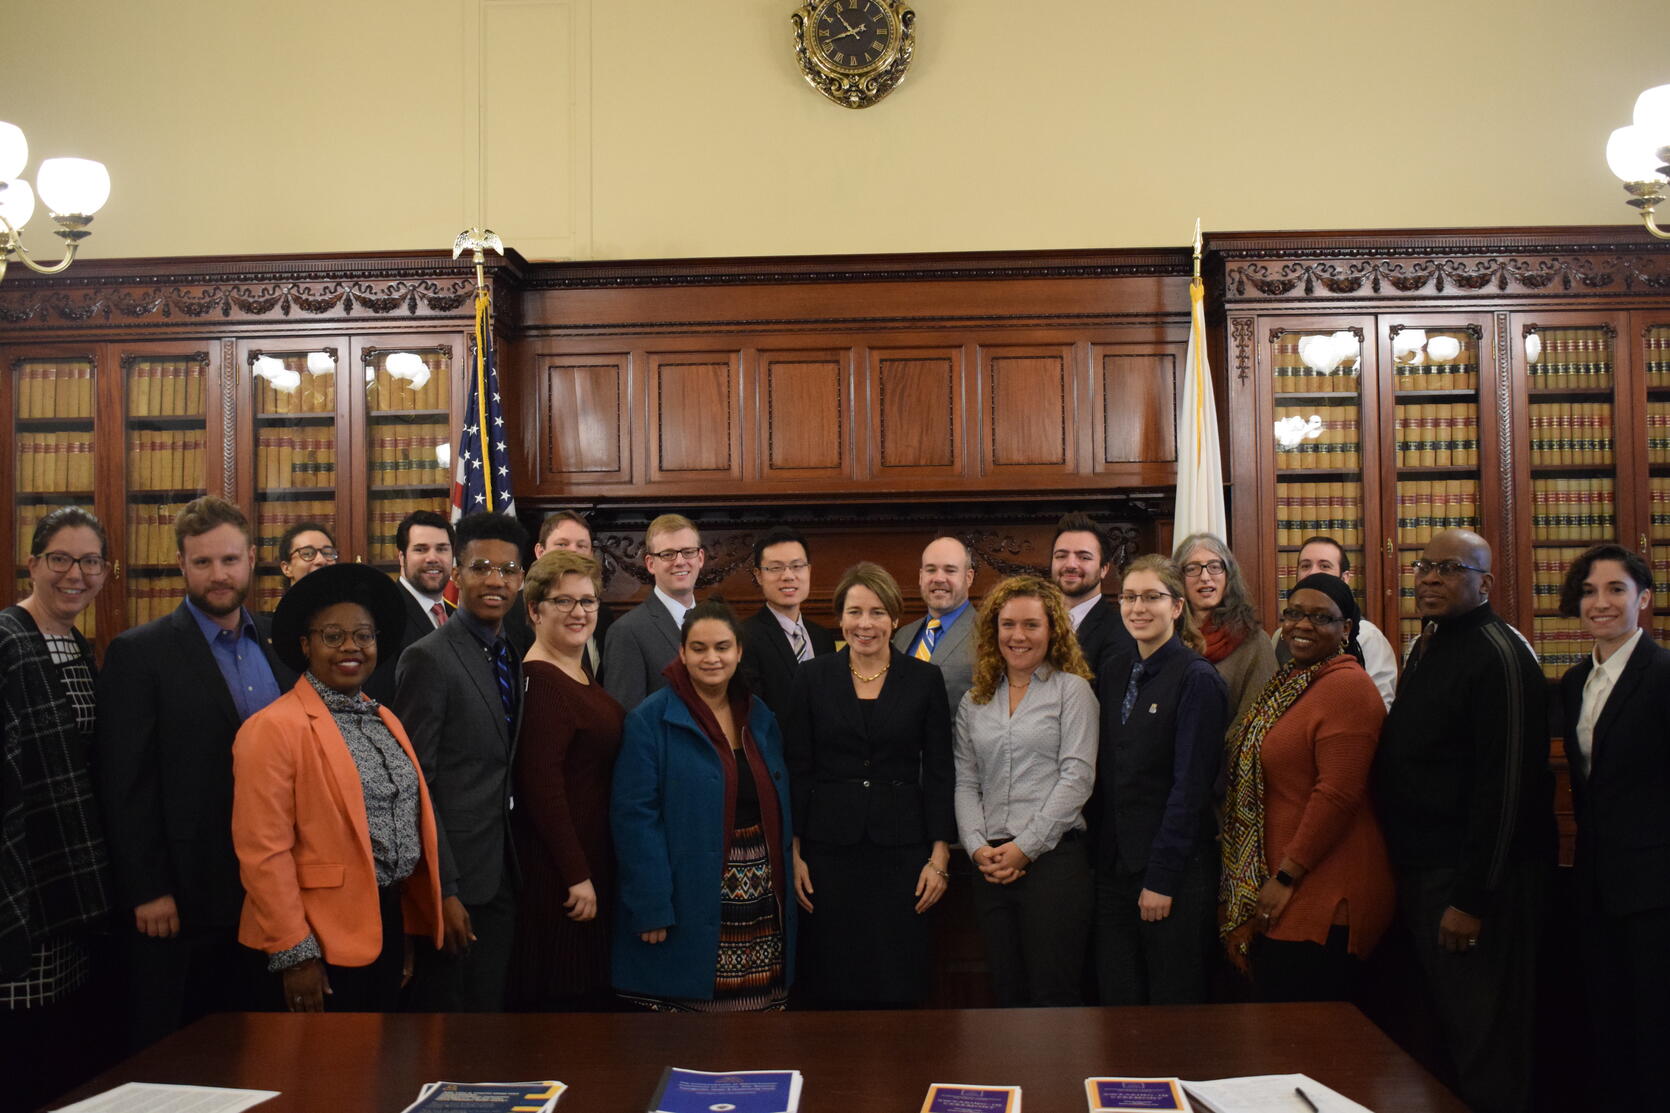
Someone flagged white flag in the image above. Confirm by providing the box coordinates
[1174,275,1226,542]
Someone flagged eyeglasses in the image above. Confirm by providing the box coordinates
[540,595,600,613]
[40,551,108,575]
[307,626,377,649]
[288,545,339,564]
[1280,606,1343,627]
[759,561,809,576]
[1181,560,1227,579]
[464,559,523,578]
[650,547,702,562]
[1410,558,1487,578]
[1117,591,1175,606]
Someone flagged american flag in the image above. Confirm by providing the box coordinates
[450,287,517,523]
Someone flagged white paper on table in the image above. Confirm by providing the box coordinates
[1181,1074,1373,1113]
[49,1081,280,1113]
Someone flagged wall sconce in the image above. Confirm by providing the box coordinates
[1606,85,1670,240]
[0,122,111,281]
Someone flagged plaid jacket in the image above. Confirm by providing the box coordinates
[0,605,110,979]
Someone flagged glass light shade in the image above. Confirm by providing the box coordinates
[1425,335,1462,362]
[35,157,110,216]
[1391,328,1427,362]
[1633,84,1670,142]
[435,442,452,469]
[1525,334,1543,364]
[0,178,36,231]
[1330,331,1360,367]
[305,351,336,374]
[0,122,27,180]
[1606,125,1664,182]
[384,351,425,379]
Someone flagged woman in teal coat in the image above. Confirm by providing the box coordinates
[611,600,796,1011]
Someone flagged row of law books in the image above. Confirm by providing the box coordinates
[1648,402,1669,464]
[1530,477,1616,541]
[370,422,450,486]
[17,432,96,493]
[257,428,337,489]
[1275,552,1367,607]
[15,360,95,419]
[1273,482,1363,547]
[1532,615,1590,680]
[1273,406,1361,468]
[1530,545,1588,606]
[1394,480,1480,546]
[1528,403,1613,466]
[1656,478,1670,536]
[255,374,337,415]
[127,358,207,417]
[370,496,447,554]
[127,432,206,492]
[254,500,336,563]
[1393,403,1479,467]
[1393,359,1479,392]
[1648,327,1670,387]
[1526,329,1612,390]
[126,581,186,626]
[127,501,194,566]
[368,358,449,412]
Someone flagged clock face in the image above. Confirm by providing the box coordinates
[812,0,896,72]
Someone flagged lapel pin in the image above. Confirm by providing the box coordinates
[1149,703,1158,714]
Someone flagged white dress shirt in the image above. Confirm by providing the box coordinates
[397,575,448,629]
[1576,627,1642,771]
[1067,593,1100,632]
[767,604,813,662]
[654,586,692,632]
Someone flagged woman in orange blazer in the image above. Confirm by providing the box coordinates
[233,563,442,1012]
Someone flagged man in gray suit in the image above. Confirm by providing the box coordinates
[393,511,528,1011]
[602,513,704,712]
[893,535,977,711]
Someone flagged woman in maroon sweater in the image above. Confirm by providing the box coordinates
[509,549,625,1010]
[1220,573,1394,1002]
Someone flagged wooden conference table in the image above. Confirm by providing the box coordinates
[47,1003,1466,1111]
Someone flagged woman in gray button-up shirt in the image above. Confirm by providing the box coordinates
[953,575,1099,1006]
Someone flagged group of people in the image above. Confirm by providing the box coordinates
[2,498,1663,1113]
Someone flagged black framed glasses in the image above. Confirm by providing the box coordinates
[1410,558,1486,578]
[1280,606,1343,627]
[1180,560,1227,579]
[650,546,702,562]
[40,551,109,575]
[540,595,600,613]
[287,545,339,564]
[464,559,522,578]
[307,626,377,649]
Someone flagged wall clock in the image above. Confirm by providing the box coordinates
[792,0,915,110]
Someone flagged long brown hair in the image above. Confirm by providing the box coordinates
[968,575,1092,705]
[1171,531,1260,640]
[1122,554,1204,654]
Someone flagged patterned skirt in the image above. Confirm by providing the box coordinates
[623,823,787,1013]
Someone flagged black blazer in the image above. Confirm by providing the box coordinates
[782,648,955,848]
[94,603,284,935]
[363,586,451,705]
[1559,633,1670,917]
[1075,595,1135,680]
[739,606,836,720]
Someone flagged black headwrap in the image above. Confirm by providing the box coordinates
[1288,573,1364,665]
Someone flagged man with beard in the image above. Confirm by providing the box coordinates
[1049,511,1132,679]
[362,510,456,703]
[96,496,283,1050]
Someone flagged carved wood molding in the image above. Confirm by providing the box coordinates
[1492,311,1517,602]
[1222,253,1670,301]
[221,339,237,499]
[0,279,480,327]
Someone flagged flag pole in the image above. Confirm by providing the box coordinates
[1192,216,1202,281]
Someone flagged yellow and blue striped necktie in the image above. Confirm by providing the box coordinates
[914,616,941,662]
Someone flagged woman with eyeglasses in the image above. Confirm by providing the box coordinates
[276,520,339,588]
[1,507,113,1112]
[1171,533,1276,729]
[1219,574,1394,1003]
[1090,555,1228,1005]
[508,549,625,1010]
[231,563,442,1012]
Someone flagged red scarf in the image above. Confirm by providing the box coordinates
[660,659,787,923]
[1200,614,1245,665]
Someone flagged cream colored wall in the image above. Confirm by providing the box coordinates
[2,0,1664,262]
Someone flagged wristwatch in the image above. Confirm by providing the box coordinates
[1274,869,1297,888]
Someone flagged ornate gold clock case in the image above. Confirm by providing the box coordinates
[792,0,915,110]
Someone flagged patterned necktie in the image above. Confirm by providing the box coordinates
[431,602,448,628]
[1120,660,1145,724]
[914,617,942,662]
[492,639,516,729]
[789,625,810,663]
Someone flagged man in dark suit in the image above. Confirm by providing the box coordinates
[393,511,529,1012]
[740,526,836,718]
[1556,544,1670,1108]
[893,535,977,711]
[603,513,703,712]
[503,509,613,667]
[363,510,455,704]
[96,496,282,1050]
[1049,511,1132,678]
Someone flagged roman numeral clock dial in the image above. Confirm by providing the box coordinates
[792,0,914,109]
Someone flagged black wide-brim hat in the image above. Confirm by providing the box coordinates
[270,562,407,676]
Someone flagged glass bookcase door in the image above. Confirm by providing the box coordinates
[245,344,345,615]
[1267,322,1375,621]
[9,350,100,639]
[1643,322,1670,647]
[1381,318,1493,660]
[356,339,457,572]
[121,348,215,627]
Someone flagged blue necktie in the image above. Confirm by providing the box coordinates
[493,638,516,729]
[915,617,942,662]
[1120,661,1145,725]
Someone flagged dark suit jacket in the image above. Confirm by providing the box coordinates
[893,609,976,713]
[602,597,682,713]
[1075,595,1134,680]
[393,615,523,906]
[363,586,451,705]
[739,606,836,720]
[1559,633,1670,917]
[94,603,284,935]
[782,648,955,847]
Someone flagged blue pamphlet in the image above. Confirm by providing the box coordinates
[650,1067,803,1113]
[1084,1077,1192,1112]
